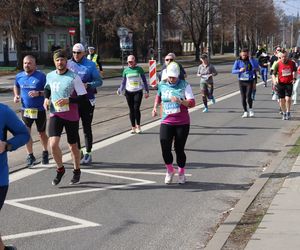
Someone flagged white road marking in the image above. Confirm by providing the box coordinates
[89,169,192,176]
[3,170,155,240]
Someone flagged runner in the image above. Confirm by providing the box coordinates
[13,55,49,166]
[272,50,297,120]
[258,52,270,87]
[67,43,103,164]
[0,103,29,250]
[292,57,300,104]
[232,48,257,118]
[44,49,88,185]
[270,46,282,100]
[197,53,218,112]
[117,55,149,134]
[158,52,186,81]
[152,62,195,184]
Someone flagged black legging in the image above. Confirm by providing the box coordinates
[78,102,95,152]
[160,124,190,168]
[125,90,143,127]
[239,80,253,111]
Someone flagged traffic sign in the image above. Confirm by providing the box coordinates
[68,27,76,36]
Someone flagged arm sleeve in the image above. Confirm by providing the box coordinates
[119,77,127,92]
[97,57,103,71]
[141,74,149,93]
[73,75,87,96]
[44,84,51,98]
[5,106,30,150]
[211,65,218,76]
[232,60,240,74]
[87,64,103,88]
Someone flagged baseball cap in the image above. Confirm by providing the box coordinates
[72,43,85,52]
[88,46,95,50]
[166,62,180,78]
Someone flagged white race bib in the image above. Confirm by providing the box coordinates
[163,102,180,115]
[282,68,291,77]
[53,101,69,112]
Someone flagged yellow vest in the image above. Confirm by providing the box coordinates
[87,54,99,68]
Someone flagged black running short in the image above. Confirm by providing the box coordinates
[48,116,79,144]
[21,110,47,132]
[0,185,8,211]
[276,83,293,98]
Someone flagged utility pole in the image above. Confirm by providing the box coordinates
[157,0,162,65]
[79,0,86,45]
[207,0,211,59]
[233,6,239,57]
[291,17,294,48]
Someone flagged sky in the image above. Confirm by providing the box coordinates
[275,0,300,17]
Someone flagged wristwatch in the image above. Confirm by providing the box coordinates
[5,143,12,152]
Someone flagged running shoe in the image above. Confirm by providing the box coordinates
[42,151,49,165]
[286,112,291,120]
[202,107,208,113]
[282,113,287,120]
[272,94,278,101]
[136,127,142,134]
[52,167,65,186]
[82,153,92,164]
[4,245,17,250]
[70,170,81,185]
[293,100,297,105]
[26,154,36,167]
[264,82,267,87]
[242,112,248,118]
[178,174,186,184]
[249,109,254,117]
[210,96,216,104]
[164,171,175,184]
[131,128,136,134]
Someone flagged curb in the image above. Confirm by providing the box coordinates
[204,126,300,250]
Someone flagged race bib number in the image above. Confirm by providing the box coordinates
[163,102,180,115]
[128,76,141,88]
[24,108,38,119]
[282,68,291,77]
[53,101,69,112]
[240,72,250,81]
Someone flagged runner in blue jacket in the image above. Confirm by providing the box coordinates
[0,103,29,250]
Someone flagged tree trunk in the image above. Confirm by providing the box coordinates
[195,43,200,61]
[16,42,23,70]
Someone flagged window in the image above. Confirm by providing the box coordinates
[47,34,55,52]
[59,34,67,49]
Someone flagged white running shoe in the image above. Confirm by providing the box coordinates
[164,171,175,184]
[272,94,278,101]
[178,174,186,184]
[242,111,248,118]
[249,109,254,117]
[136,127,142,134]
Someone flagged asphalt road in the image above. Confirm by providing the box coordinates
[1,64,299,249]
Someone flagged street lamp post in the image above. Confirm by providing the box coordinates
[157,0,162,65]
[79,0,86,45]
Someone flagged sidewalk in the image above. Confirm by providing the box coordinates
[245,155,300,250]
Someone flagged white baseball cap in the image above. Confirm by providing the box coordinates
[72,43,85,52]
[166,62,180,78]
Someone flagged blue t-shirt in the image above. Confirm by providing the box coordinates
[0,104,29,186]
[15,70,47,111]
[67,57,102,100]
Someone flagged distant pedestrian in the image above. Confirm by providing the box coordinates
[87,46,104,77]
[152,62,195,184]
[117,55,149,134]
[158,53,186,81]
[197,53,218,112]
[232,48,257,118]
[44,49,88,185]
[13,55,49,167]
[272,50,297,120]
[258,52,270,87]
[0,103,30,250]
[68,43,103,165]
[292,62,300,104]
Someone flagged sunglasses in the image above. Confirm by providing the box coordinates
[165,58,173,62]
[127,61,134,63]
[73,51,82,54]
